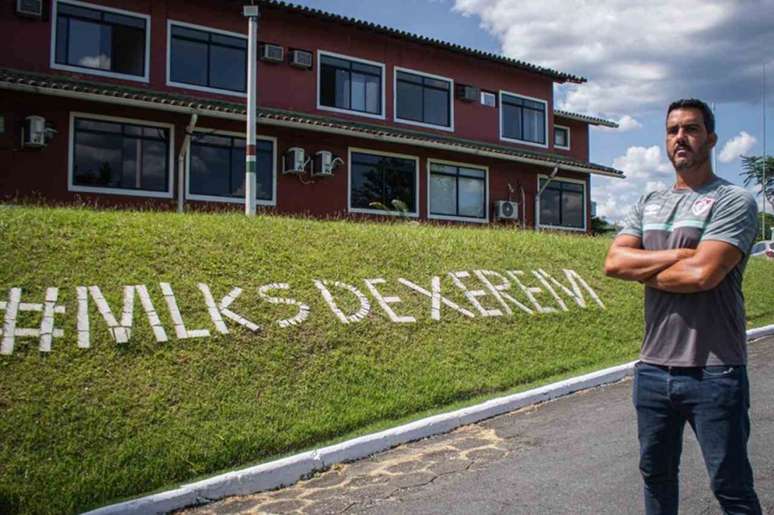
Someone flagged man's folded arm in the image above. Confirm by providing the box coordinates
[642,240,742,293]
[604,234,695,282]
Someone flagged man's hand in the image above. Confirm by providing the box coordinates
[642,240,742,293]
[604,235,695,282]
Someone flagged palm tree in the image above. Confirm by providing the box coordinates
[739,155,774,206]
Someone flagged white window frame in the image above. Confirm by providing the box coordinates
[393,66,455,132]
[51,0,151,83]
[554,124,571,150]
[185,129,277,206]
[317,50,386,120]
[536,174,587,232]
[347,147,419,217]
[427,159,489,224]
[166,20,248,98]
[68,112,175,199]
[480,90,496,108]
[499,90,549,149]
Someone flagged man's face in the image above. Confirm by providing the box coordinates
[665,108,716,172]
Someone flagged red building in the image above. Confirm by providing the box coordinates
[0,0,622,231]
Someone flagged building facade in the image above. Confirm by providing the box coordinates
[0,0,622,230]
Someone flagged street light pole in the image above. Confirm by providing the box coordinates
[244,4,260,217]
[763,63,767,239]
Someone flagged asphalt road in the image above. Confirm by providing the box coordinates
[189,335,773,514]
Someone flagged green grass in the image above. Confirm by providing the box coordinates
[0,206,772,514]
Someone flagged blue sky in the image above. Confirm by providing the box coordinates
[287,0,773,222]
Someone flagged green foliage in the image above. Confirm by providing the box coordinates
[740,154,774,205]
[0,206,772,514]
[368,199,412,220]
[590,216,616,236]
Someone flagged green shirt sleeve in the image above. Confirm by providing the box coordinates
[700,187,759,255]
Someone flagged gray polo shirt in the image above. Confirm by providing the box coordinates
[619,176,758,366]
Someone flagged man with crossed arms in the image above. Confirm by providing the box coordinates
[605,98,761,514]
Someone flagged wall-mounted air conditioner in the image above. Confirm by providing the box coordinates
[312,151,342,177]
[456,84,480,103]
[289,50,312,69]
[16,0,43,18]
[495,200,519,220]
[282,147,308,174]
[260,44,284,63]
[22,115,47,148]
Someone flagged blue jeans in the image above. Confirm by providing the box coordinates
[633,362,761,515]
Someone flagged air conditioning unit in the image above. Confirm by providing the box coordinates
[289,49,312,69]
[260,44,284,63]
[16,0,43,18]
[22,115,47,148]
[282,147,308,174]
[456,84,479,103]
[495,200,519,220]
[312,151,342,177]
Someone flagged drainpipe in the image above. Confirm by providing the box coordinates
[244,4,260,217]
[177,113,198,213]
[535,166,559,230]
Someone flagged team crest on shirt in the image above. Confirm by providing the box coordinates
[691,197,716,216]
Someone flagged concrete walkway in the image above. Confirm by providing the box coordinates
[183,336,774,514]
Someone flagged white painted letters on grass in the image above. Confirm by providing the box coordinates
[314,280,370,324]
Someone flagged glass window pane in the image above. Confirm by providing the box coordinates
[430,174,456,215]
[76,119,121,133]
[121,137,141,188]
[540,188,561,226]
[68,18,111,70]
[396,80,422,121]
[351,62,380,76]
[350,153,415,212]
[523,108,545,143]
[365,74,380,114]
[555,127,568,147]
[319,63,337,108]
[350,160,382,209]
[190,143,231,196]
[562,191,584,228]
[424,87,449,126]
[55,17,68,64]
[503,103,522,140]
[351,72,366,112]
[112,25,144,76]
[334,68,350,110]
[171,26,208,41]
[503,94,523,107]
[424,78,449,90]
[320,55,351,69]
[384,158,416,212]
[211,34,246,49]
[230,147,245,197]
[210,44,246,92]
[58,4,101,20]
[563,182,583,192]
[397,71,422,85]
[459,167,485,179]
[73,131,123,187]
[430,163,456,175]
[141,139,168,191]
[104,13,145,29]
[255,143,274,200]
[458,177,485,218]
[170,37,208,85]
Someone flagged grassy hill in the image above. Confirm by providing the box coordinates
[0,206,772,514]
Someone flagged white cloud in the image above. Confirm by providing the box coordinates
[718,131,757,163]
[452,0,774,120]
[595,114,642,133]
[592,145,673,222]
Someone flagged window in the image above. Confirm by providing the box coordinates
[481,91,496,108]
[429,162,487,221]
[349,150,417,215]
[538,178,586,230]
[395,69,452,130]
[554,125,570,149]
[188,133,275,204]
[168,22,247,95]
[53,0,149,81]
[318,52,384,118]
[70,115,172,198]
[500,92,547,146]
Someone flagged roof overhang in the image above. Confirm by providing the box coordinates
[554,110,619,128]
[0,72,624,179]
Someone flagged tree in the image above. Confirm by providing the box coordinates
[590,216,616,236]
[739,155,774,206]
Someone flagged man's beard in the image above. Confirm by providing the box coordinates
[669,142,711,172]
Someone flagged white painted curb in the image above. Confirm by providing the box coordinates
[83,324,774,515]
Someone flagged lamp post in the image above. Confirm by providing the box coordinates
[244,4,260,216]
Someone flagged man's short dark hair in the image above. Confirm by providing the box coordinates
[667,98,715,134]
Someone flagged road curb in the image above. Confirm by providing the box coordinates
[83,324,774,515]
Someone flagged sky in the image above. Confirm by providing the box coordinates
[288,0,774,223]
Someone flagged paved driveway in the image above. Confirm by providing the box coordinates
[186,335,774,514]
